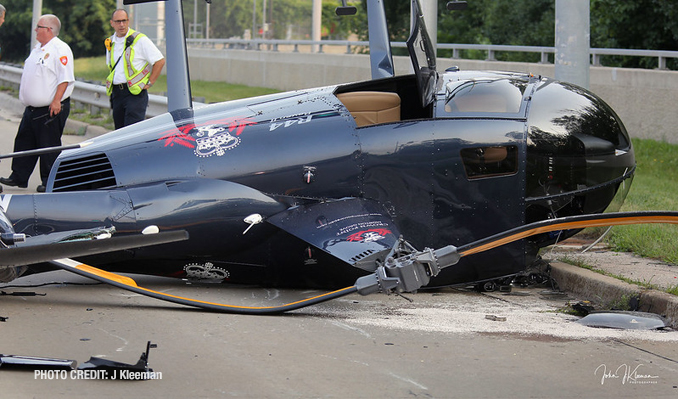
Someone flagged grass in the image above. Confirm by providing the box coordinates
[555,138,678,295]
[605,138,678,265]
[558,255,657,290]
[75,56,279,104]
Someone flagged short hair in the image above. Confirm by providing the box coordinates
[41,14,61,36]
[0,5,5,18]
[111,9,128,21]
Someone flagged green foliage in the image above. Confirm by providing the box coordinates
[356,0,677,68]
[52,0,115,57]
[321,1,362,40]
[186,0,255,39]
[354,0,409,42]
[437,0,554,61]
[184,0,358,41]
[0,0,115,62]
[0,0,37,61]
[591,0,678,69]
[3,2,677,68]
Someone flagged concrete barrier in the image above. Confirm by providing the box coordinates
[550,261,678,328]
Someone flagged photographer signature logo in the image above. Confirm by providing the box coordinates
[595,363,659,385]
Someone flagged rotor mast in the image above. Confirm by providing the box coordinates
[124,0,195,116]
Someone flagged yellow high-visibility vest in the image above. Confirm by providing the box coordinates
[105,29,151,96]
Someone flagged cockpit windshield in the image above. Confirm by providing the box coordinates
[444,79,528,115]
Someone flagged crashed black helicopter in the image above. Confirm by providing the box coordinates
[0,0,676,314]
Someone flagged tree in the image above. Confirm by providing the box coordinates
[48,0,115,57]
[590,0,678,69]
[0,0,115,62]
[0,0,37,62]
[188,0,316,41]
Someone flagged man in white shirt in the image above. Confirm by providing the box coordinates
[105,8,165,129]
[0,14,74,193]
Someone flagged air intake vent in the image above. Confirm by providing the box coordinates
[52,153,117,192]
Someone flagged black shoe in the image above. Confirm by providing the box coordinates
[0,177,28,188]
[37,185,46,193]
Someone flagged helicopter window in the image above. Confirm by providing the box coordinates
[445,80,526,114]
[460,145,518,179]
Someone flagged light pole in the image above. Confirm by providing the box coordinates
[31,0,42,49]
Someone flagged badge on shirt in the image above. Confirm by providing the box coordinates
[44,53,50,60]
[60,56,68,66]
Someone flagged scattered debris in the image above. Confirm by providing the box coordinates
[485,315,507,322]
[502,291,531,296]
[0,354,76,370]
[475,278,513,293]
[577,311,667,330]
[571,301,595,316]
[78,341,158,380]
[0,341,159,380]
[539,290,568,298]
[1,290,46,296]
[0,316,7,322]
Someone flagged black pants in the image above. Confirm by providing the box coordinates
[10,99,70,186]
[110,85,148,129]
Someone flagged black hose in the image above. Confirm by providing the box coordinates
[50,258,358,315]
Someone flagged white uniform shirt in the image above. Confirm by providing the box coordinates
[19,37,75,107]
[107,31,164,85]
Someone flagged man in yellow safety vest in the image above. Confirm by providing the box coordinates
[105,8,165,129]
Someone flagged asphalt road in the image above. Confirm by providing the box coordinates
[1,96,678,398]
[0,96,85,194]
[1,271,678,398]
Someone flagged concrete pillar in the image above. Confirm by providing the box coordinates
[31,0,42,49]
[420,0,437,53]
[555,0,590,88]
[312,0,321,53]
[157,2,165,45]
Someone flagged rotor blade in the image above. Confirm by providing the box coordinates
[457,211,678,258]
[0,142,93,160]
[48,258,357,315]
[1,230,188,267]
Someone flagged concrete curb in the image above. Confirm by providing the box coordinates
[550,261,678,328]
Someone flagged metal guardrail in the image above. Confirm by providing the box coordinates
[0,64,170,118]
[1,39,675,118]
[186,38,678,70]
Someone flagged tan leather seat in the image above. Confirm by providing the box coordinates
[337,91,401,127]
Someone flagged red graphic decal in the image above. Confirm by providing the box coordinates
[225,117,257,136]
[157,117,257,149]
[159,122,197,148]
[346,228,392,242]
[60,56,68,66]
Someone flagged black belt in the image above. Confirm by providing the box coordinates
[112,83,128,91]
[26,97,70,112]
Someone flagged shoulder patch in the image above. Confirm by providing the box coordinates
[60,56,68,66]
